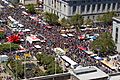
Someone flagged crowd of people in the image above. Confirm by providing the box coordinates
[0,1,118,80]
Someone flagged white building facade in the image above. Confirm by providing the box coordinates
[112,17,120,53]
[43,0,120,20]
[19,0,37,5]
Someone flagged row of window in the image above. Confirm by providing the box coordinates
[72,0,119,5]
[72,3,119,14]
[48,0,66,12]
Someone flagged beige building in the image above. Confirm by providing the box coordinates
[112,17,120,53]
[19,0,37,5]
[43,0,120,20]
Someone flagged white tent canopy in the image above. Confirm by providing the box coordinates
[8,16,16,22]
[8,4,14,8]
[23,29,30,32]
[22,11,28,15]
[67,33,74,37]
[84,50,94,55]
[26,35,40,44]
[0,55,8,62]
[54,47,65,55]
[61,34,68,37]
[2,0,9,4]
[0,4,4,8]
[34,45,41,48]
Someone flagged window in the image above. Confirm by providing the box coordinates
[115,27,118,43]
[97,4,101,11]
[102,4,106,11]
[73,1,77,5]
[81,5,85,13]
[87,5,90,12]
[93,16,95,19]
[107,3,111,10]
[82,0,85,3]
[112,3,116,10]
[73,6,76,14]
[87,16,89,19]
[118,3,120,10]
[92,4,95,12]
[64,5,66,12]
[60,2,61,10]
[52,0,53,4]
[54,0,56,8]
[48,0,51,5]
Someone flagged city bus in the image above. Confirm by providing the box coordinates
[60,55,78,69]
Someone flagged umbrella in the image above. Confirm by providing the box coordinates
[94,56,103,60]
[77,46,86,51]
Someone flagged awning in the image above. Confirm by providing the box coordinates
[45,26,52,29]
[22,11,28,15]
[67,33,74,37]
[77,46,86,51]
[78,35,85,40]
[61,34,68,37]
[94,56,103,60]
[84,50,94,55]
[34,45,41,48]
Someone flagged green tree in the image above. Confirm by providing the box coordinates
[90,32,116,57]
[36,53,63,75]
[26,4,36,14]
[70,14,83,31]
[9,60,24,79]
[0,32,4,39]
[60,17,70,29]
[97,12,117,25]
[0,43,19,52]
[44,12,59,25]
[84,19,93,26]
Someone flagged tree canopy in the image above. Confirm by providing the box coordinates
[0,32,4,39]
[36,53,63,75]
[84,19,93,26]
[0,43,19,52]
[60,17,70,29]
[26,4,36,14]
[44,12,59,25]
[70,14,83,31]
[9,59,44,79]
[90,32,116,57]
[97,12,117,25]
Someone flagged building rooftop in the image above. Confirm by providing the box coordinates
[69,66,109,80]
[110,75,120,80]
[113,17,120,22]
[109,72,120,80]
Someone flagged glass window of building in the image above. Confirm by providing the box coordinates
[115,27,118,43]
[73,6,76,14]
[92,4,95,12]
[97,4,101,11]
[82,0,85,3]
[64,5,66,12]
[113,3,116,10]
[81,5,85,13]
[48,0,51,5]
[102,4,106,11]
[73,1,77,5]
[118,3,120,10]
[54,0,56,8]
[87,5,90,12]
[107,3,111,10]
